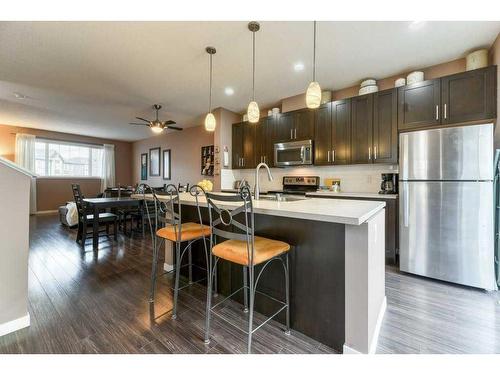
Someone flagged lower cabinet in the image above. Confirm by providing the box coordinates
[309,194,399,265]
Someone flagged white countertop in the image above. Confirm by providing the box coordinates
[134,192,385,226]
[306,191,398,200]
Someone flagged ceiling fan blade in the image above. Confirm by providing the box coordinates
[166,125,183,131]
[129,123,149,126]
[164,120,176,125]
[135,117,151,123]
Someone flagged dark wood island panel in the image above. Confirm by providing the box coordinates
[180,205,346,352]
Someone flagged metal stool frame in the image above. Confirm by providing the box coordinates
[203,185,290,353]
[138,183,210,319]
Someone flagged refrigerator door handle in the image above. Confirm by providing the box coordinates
[403,182,409,227]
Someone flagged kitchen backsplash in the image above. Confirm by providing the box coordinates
[221,164,399,193]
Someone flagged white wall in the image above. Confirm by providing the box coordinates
[222,164,398,193]
[0,158,31,336]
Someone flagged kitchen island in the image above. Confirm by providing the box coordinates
[135,192,386,354]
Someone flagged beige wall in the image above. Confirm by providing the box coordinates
[0,160,30,333]
[0,124,133,211]
[281,58,467,113]
[489,32,500,148]
[131,125,214,189]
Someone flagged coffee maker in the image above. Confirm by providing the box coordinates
[379,173,398,194]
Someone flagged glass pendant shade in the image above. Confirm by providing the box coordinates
[306,81,322,109]
[205,112,216,131]
[247,101,260,123]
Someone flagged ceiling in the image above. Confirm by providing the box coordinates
[0,21,499,142]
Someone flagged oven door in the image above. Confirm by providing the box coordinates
[274,140,313,167]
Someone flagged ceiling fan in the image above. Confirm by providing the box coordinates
[129,104,182,133]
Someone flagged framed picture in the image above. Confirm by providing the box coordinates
[201,145,214,176]
[149,147,160,176]
[140,153,148,180]
[162,149,171,180]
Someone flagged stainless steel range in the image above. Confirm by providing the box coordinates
[268,176,320,196]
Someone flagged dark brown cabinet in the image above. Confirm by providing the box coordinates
[275,108,315,142]
[314,103,332,165]
[231,122,244,169]
[307,194,399,265]
[351,94,373,164]
[331,99,351,165]
[398,78,441,130]
[441,66,497,125]
[373,89,398,164]
[255,116,275,166]
[232,121,255,169]
[398,66,497,131]
[314,100,351,165]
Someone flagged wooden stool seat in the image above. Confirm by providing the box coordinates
[156,222,210,242]
[212,236,290,266]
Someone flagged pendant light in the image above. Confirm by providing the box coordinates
[247,21,260,123]
[204,46,217,131]
[306,21,321,109]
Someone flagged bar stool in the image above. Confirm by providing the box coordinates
[203,186,291,353]
[139,183,211,319]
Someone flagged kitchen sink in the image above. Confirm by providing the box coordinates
[258,194,307,202]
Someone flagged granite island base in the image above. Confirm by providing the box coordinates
[134,193,386,354]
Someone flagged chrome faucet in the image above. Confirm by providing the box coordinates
[254,162,273,200]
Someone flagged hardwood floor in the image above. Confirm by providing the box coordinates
[0,214,335,354]
[1,214,499,354]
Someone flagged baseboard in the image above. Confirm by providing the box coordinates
[36,210,58,215]
[342,344,362,354]
[343,296,387,355]
[0,313,30,337]
[164,263,174,272]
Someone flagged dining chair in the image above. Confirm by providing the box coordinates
[71,184,119,246]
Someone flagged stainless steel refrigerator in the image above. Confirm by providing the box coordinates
[399,123,497,291]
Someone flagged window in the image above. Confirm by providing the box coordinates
[34,139,103,178]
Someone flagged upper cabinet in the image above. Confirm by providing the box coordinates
[441,66,497,125]
[351,94,374,164]
[373,89,398,164]
[255,116,275,166]
[232,66,497,169]
[398,66,497,131]
[398,79,441,130]
[331,99,352,165]
[275,108,315,142]
[232,121,255,169]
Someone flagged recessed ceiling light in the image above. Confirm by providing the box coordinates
[13,92,27,99]
[294,62,305,72]
[224,87,234,96]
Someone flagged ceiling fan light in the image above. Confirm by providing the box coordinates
[306,81,322,109]
[151,125,163,134]
[205,112,216,131]
[247,101,260,123]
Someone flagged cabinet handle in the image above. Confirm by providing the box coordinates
[290,129,293,140]
[264,156,266,163]
[294,128,297,139]
[444,104,447,120]
[374,146,377,160]
[368,147,371,160]
[435,105,439,121]
[332,149,335,163]
[327,150,330,162]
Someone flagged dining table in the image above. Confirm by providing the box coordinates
[83,197,142,250]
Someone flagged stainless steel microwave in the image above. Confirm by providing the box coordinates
[274,140,313,167]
